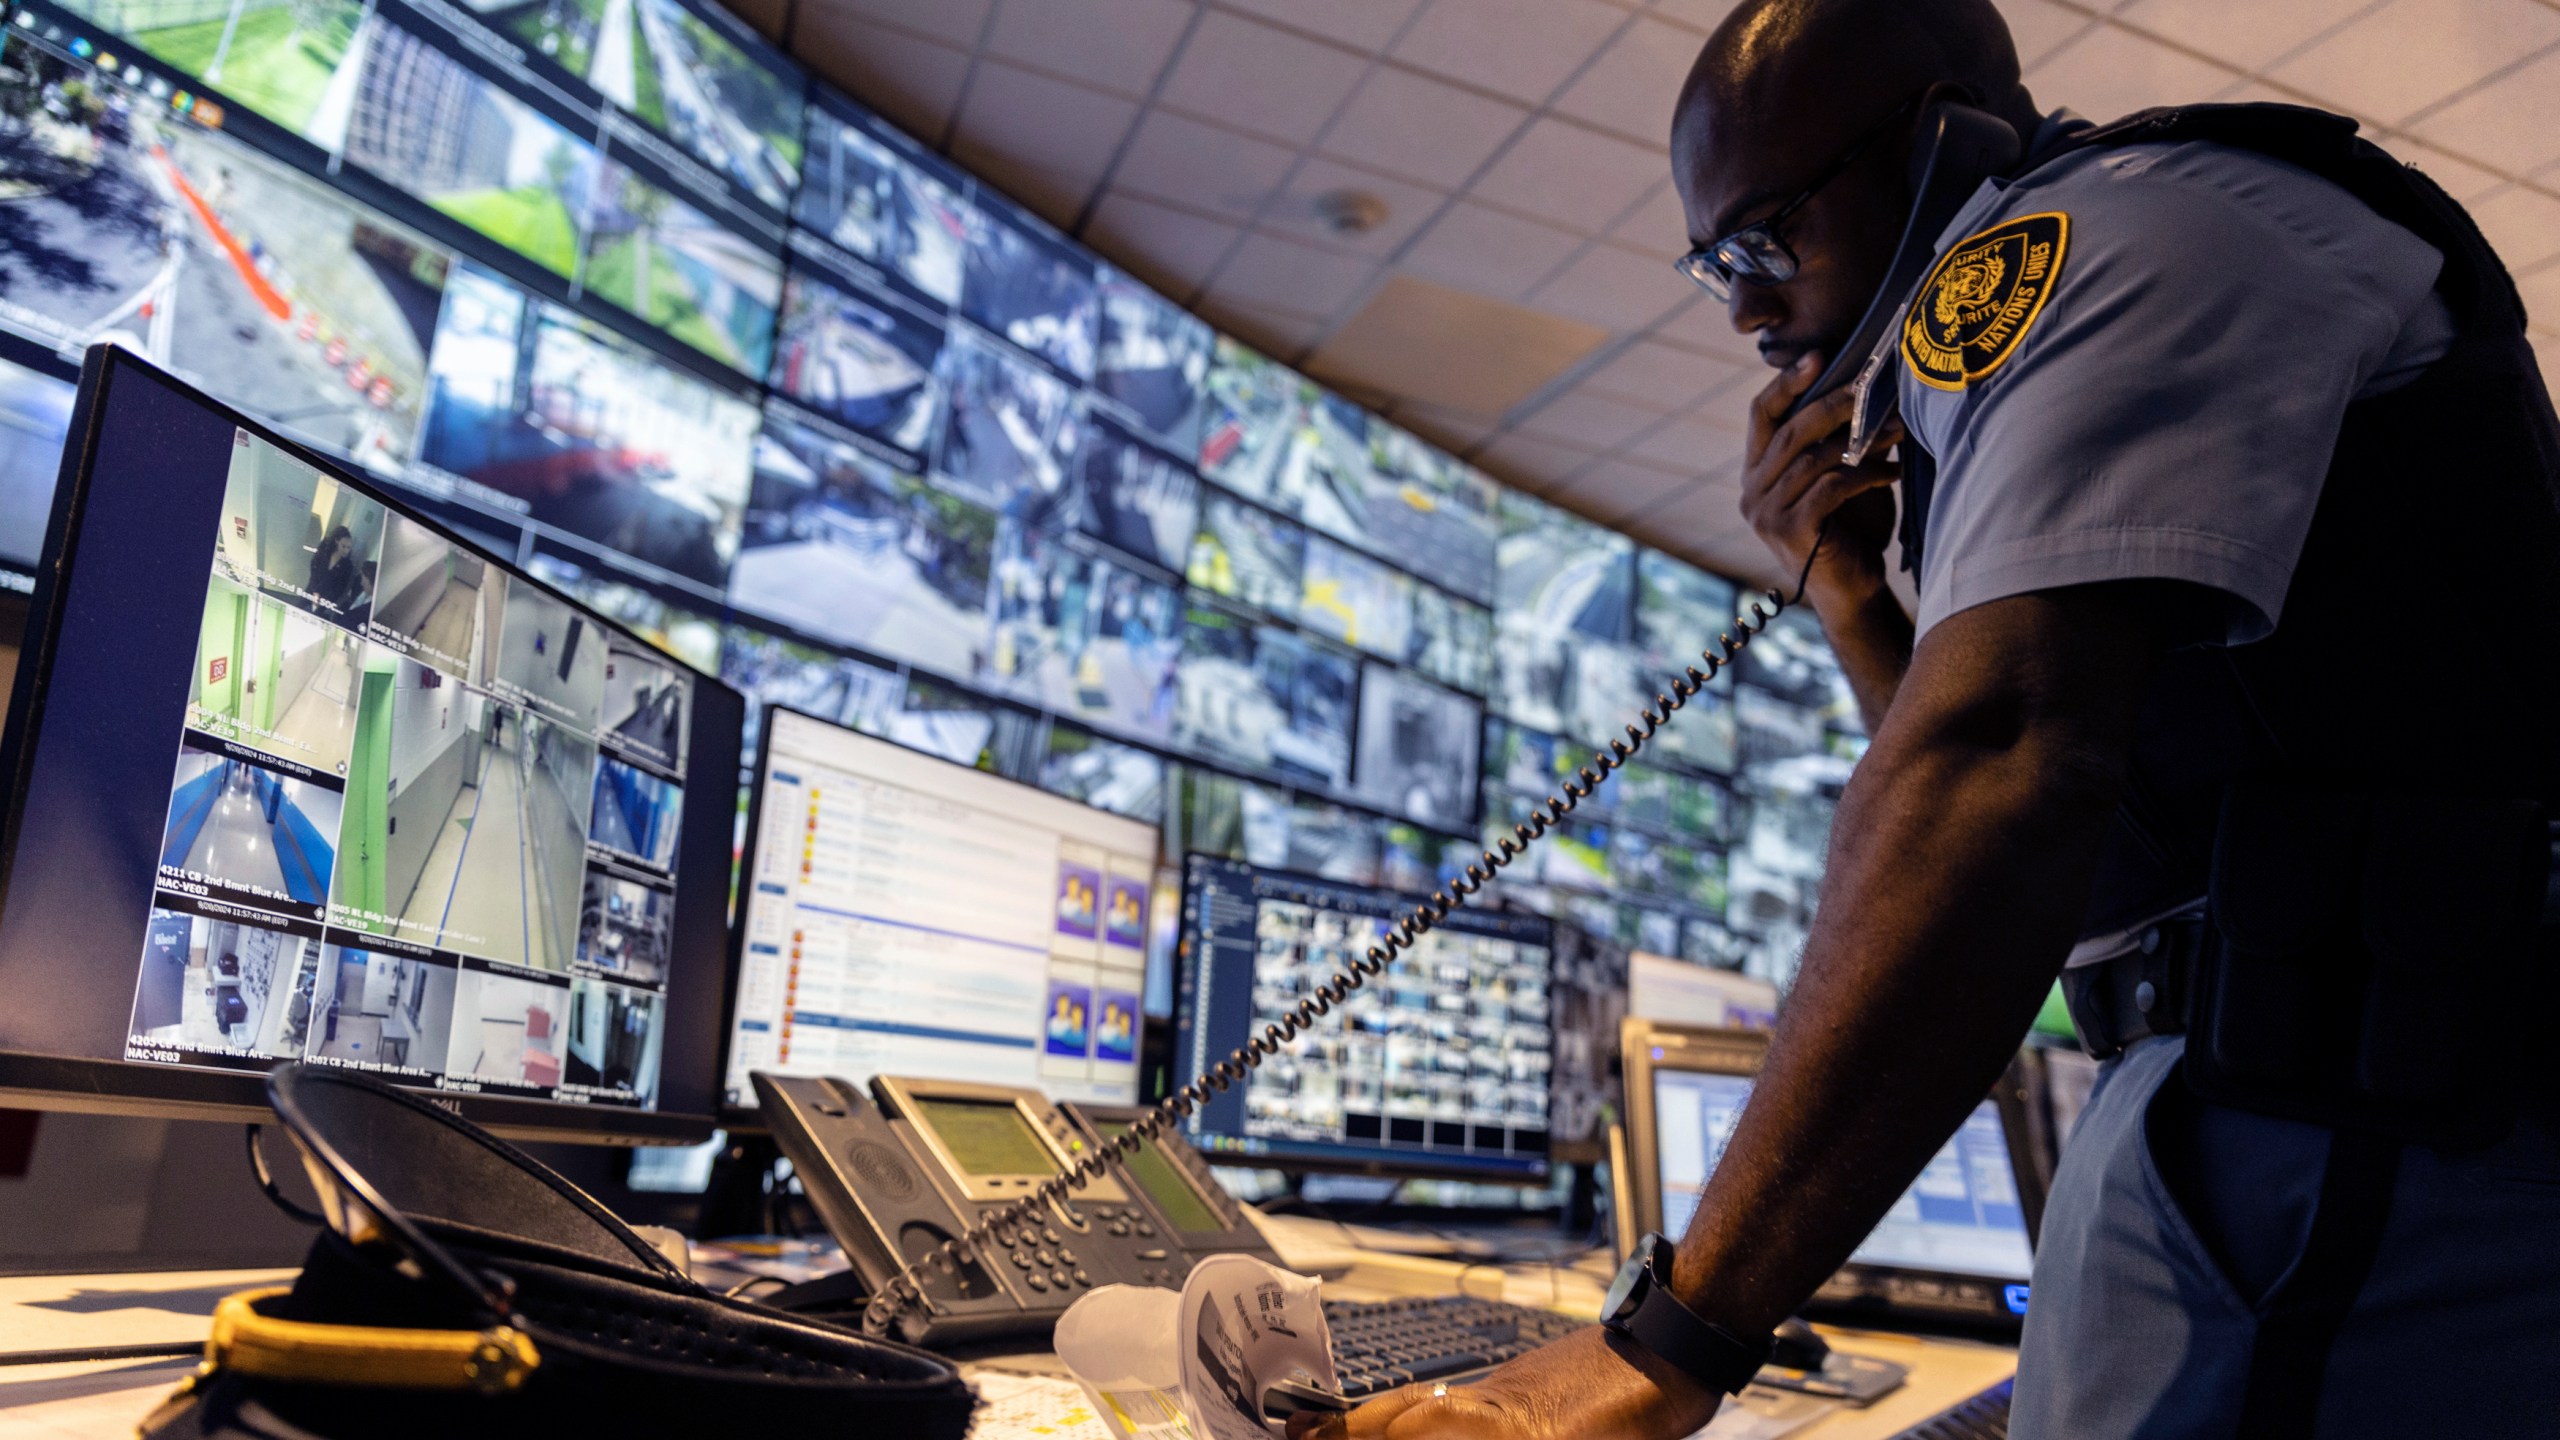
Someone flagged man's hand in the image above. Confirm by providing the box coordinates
[1290,1327,1721,1440]
[1740,352,1900,599]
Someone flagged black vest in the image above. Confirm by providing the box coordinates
[1895,105,2560,940]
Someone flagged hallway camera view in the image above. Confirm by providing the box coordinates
[130,909,324,1059]
[159,738,344,916]
[369,512,502,679]
[304,943,457,1073]
[599,635,691,773]
[189,574,365,776]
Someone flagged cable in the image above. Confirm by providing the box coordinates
[860,521,1837,1337]
[0,1341,204,1367]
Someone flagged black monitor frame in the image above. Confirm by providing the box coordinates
[1170,852,1559,1185]
[0,347,742,1145]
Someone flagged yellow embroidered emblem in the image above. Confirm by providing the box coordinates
[1902,212,2069,390]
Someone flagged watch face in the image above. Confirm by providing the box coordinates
[1602,1245,1651,1322]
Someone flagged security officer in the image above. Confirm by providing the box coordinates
[1305,0,2560,1435]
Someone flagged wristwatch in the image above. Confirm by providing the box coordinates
[1600,1233,1774,1396]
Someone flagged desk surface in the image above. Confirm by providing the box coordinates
[0,1224,2013,1439]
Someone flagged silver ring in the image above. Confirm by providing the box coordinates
[1431,1383,1448,1399]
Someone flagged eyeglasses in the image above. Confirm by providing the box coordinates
[1674,96,1923,301]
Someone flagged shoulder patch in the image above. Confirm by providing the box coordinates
[1901,211,2070,391]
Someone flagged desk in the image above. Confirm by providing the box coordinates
[0,1226,2013,1439]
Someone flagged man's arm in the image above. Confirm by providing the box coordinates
[1310,580,2175,1440]
[1739,355,1912,733]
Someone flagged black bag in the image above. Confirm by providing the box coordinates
[144,1065,977,1439]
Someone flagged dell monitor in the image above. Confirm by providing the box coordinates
[1620,1020,2042,1329]
[1172,855,1556,1181]
[0,348,745,1144]
[719,706,1160,1114]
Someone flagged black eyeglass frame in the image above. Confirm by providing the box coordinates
[1674,95,1926,301]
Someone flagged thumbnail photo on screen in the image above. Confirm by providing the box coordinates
[581,159,783,378]
[982,527,1180,744]
[1353,664,1480,830]
[1300,536,1413,662]
[931,326,1081,513]
[1072,417,1197,575]
[1173,602,1353,791]
[0,354,72,571]
[730,404,995,678]
[566,974,663,1105]
[767,263,945,456]
[1407,585,1493,695]
[1095,274,1210,455]
[418,264,759,590]
[1040,723,1166,825]
[1195,338,1300,494]
[128,428,677,1102]
[480,0,804,212]
[961,201,1098,381]
[1634,550,1738,667]
[1186,491,1303,622]
[0,29,454,473]
[793,99,968,307]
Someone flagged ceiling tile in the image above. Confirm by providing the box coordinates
[1081,190,1246,297]
[1646,0,1744,35]
[984,0,1195,98]
[1209,231,1382,314]
[1195,296,1334,358]
[1514,388,1666,448]
[1683,524,1786,591]
[1474,430,1599,495]
[1552,14,1697,143]
[1557,456,1692,525]
[2515,262,2560,336]
[1110,111,1300,220]
[1306,276,1611,413]
[1255,159,1448,256]
[794,16,974,141]
[2025,23,2241,125]
[1217,0,1426,50]
[806,0,992,47]
[1622,474,1738,543]
[1625,416,1745,476]
[1610,180,1694,259]
[1390,399,1502,451]
[1158,9,1370,145]
[2405,44,2560,178]
[2267,0,2560,126]
[1578,336,1744,410]
[1529,241,1691,331]
[2113,0,2374,74]
[2377,137,2511,204]
[1399,200,1586,299]
[1998,0,2100,71]
[949,63,1140,224]
[1320,65,1531,188]
[2467,183,2560,272]
[1393,0,1629,106]
[1469,117,1667,231]
[1649,294,1763,367]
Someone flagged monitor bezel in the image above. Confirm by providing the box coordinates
[0,346,737,1146]
[1617,1016,2048,1331]
[1169,851,1561,1185]
[714,704,1159,1128]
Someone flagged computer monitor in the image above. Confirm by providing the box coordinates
[0,348,745,1143]
[719,706,1160,1114]
[1172,855,1556,1182]
[1618,1020,2043,1330]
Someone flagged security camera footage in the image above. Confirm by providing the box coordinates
[2,0,1865,1024]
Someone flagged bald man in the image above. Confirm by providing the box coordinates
[1307,1,2560,1437]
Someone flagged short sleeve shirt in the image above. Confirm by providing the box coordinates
[1899,112,2453,645]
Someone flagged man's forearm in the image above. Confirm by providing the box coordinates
[1804,568,1912,735]
[1667,591,2162,1334]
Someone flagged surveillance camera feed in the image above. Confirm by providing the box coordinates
[1176,857,1553,1178]
[0,0,1869,1107]
[129,424,695,1109]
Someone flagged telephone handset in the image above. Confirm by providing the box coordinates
[845,104,2028,1348]
[753,1072,1197,1345]
[1789,101,2022,448]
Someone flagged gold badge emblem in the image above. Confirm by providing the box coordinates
[1902,212,2069,391]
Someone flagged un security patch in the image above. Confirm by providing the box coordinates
[1902,212,2069,391]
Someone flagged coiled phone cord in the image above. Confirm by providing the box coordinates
[858,530,1834,1337]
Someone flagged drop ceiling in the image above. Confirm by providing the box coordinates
[732,0,2560,589]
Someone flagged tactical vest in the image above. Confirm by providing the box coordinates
[1895,105,2560,947]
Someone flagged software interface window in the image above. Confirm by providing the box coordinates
[1655,1071,2032,1282]
[1181,859,1554,1172]
[723,709,1156,1107]
[131,428,692,1109]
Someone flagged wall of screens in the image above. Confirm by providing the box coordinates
[0,0,1861,997]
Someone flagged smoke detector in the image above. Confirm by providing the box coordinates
[1312,188,1391,236]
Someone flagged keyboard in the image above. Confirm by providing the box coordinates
[1888,1377,2013,1439]
[1321,1294,1592,1399]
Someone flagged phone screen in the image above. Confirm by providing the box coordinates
[916,1097,1060,1177]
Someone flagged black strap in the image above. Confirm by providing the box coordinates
[2235,1129,2403,1437]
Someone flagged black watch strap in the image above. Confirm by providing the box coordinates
[1604,1235,1773,1396]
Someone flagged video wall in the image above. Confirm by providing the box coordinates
[0,0,1861,994]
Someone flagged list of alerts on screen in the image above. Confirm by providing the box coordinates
[124,427,693,1110]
